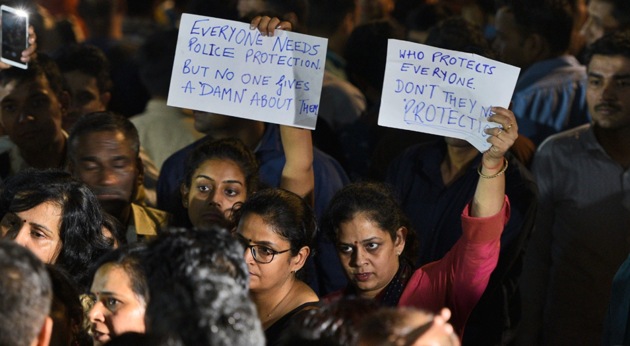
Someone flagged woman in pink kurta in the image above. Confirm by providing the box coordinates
[322,107,516,338]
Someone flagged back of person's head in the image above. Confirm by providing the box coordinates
[235,188,317,257]
[280,296,380,345]
[322,182,417,262]
[405,3,455,43]
[357,307,459,346]
[425,16,496,59]
[306,0,356,35]
[345,19,405,95]
[183,137,260,195]
[137,29,178,97]
[0,169,111,289]
[77,0,117,38]
[142,227,264,346]
[0,53,64,95]
[508,0,574,56]
[54,44,113,93]
[585,29,630,65]
[0,240,53,346]
[68,111,141,160]
[47,265,92,346]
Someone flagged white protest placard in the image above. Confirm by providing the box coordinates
[378,39,520,152]
[167,14,328,129]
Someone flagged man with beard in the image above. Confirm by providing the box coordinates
[67,111,169,244]
[517,30,630,345]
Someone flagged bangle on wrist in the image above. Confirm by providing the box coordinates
[478,157,508,179]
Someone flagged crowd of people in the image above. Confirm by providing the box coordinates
[0,0,629,345]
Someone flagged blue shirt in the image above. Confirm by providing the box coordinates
[511,55,590,145]
[157,124,350,294]
[604,253,630,345]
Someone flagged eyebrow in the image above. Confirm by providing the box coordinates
[238,233,281,248]
[195,175,244,185]
[91,290,118,297]
[251,239,277,247]
[339,237,382,245]
[588,72,630,79]
[27,221,54,237]
[79,155,130,162]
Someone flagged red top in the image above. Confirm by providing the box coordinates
[398,196,510,337]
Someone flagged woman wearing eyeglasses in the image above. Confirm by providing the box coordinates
[234,188,319,346]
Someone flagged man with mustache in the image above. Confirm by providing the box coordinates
[516,30,630,345]
[67,111,169,244]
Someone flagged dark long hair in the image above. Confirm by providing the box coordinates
[0,169,113,290]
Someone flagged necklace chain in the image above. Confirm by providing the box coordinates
[266,284,294,318]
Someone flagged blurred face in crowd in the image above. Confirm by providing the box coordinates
[586,54,630,131]
[181,158,248,227]
[336,212,406,299]
[70,130,141,219]
[1,201,63,263]
[580,0,619,46]
[0,74,65,152]
[492,6,531,69]
[238,213,306,292]
[88,264,146,345]
[62,70,110,131]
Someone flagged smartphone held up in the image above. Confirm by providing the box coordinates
[1,5,28,69]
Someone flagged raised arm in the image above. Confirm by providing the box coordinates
[279,125,315,204]
[250,17,315,203]
[471,107,517,217]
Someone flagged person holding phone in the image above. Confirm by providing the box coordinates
[0,16,36,69]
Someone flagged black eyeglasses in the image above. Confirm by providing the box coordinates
[236,233,291,264]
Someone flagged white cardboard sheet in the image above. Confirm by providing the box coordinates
[378,39,520,152]
[168,14,328,129]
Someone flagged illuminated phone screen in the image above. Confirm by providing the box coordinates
[1,6,28,69]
